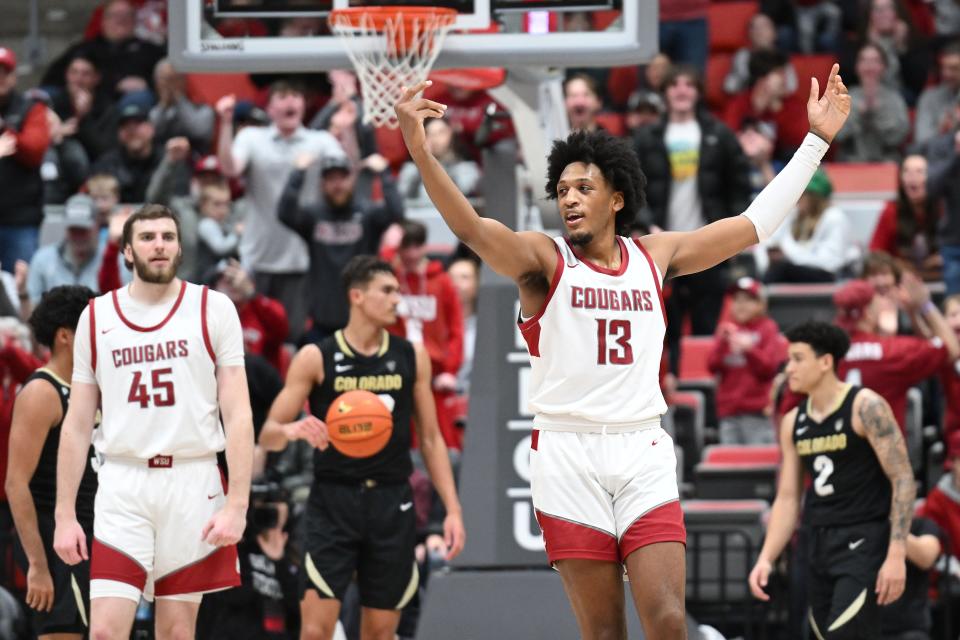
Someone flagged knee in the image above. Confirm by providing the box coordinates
[90,625,125,640]
[300,621,337,640]
[156,620,195,640]
[591,625,628,640]
[644,606,686,640]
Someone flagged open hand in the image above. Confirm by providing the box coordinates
[394,81,447,155]
[875,554,906,605]
[807,64,851,143]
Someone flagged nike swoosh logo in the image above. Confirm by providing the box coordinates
[849,538,865,550]
[207,493,219,500]
[796,426,809,436]
[399,501,413,512]
[101,328,115,334]
[335,364,353,373]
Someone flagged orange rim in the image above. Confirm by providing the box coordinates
[328,6,458,31]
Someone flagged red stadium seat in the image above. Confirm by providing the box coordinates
[701,444,781,466]
[705,53,733,110]
[185,73,260,107]
[607,66,640,108]
[789,54,837,99]
[679,336,715,382]
[822,162,898,194]
[708,2,758,53]
[595,112,627,137]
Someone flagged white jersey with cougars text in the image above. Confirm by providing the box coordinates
[72,281,245,458]
[519,236,667,430]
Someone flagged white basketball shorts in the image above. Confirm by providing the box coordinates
[90,455,240,603]
[530,425,686,565]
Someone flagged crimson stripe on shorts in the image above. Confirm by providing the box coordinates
[531,429,539,451]
[201,286,216,364]
[632,238,667,325]
[88,299,97,373]
[618,499,686,561]
[535,510,619,564]
[91,538,147,591]
[153,545,240,597]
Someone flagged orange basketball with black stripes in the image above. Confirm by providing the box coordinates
[325,390,393,458]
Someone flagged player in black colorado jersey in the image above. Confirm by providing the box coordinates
[259,255,464,640]
[5,286,98,639]
[749,321,915,638]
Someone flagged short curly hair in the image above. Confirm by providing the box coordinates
[29,285,95,349]
[545,130,646,235]
[784,321,851,372]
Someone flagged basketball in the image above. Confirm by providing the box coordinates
[325,390,393,458]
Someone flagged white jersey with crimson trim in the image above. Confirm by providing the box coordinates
[72,281,245,458]
[519,236,667,430]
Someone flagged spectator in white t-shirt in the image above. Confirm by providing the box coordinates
[216,80,345,342]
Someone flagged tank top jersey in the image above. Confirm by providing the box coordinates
[87,281,225,458]
[519,236,668,430]
[23,369,98,526]
[309,330,415,484]
[794,385,891,527]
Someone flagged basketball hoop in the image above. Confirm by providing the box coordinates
[329,6,458,129]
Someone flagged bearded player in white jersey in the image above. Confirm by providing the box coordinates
[53,204,255,640]
[395,66,850,639]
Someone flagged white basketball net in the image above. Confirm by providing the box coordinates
[330,10,456,129]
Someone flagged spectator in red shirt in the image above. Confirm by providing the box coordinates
[0,46,51,271]
[942,294,960,440]
[206,259,289,375]
[916,432,960,574]
[722,49,808,162]
[868,153,942,278]
[708,277,786,444]
[834,278,960,431]
[390,221,465,449]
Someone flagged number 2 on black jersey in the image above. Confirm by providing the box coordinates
[596,318,634,365]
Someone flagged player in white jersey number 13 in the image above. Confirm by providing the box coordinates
[53,205,255,640]
[395,65,850,639]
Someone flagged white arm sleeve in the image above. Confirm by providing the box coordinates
[741,133,830,242]
[71,306,96,384]
[207,290,246,367]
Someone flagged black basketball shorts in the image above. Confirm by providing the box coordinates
[807,519,889,639]
[301,480,418,610]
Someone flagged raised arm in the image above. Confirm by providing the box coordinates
[394,81,556,285]
[642,65,851,279]
[748,409,804,601]
[411,343,465,560]
[259,345,327,452]
[854,389,916,606]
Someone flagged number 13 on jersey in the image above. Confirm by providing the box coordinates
[596,318,634,365]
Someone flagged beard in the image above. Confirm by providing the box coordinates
[132,249,181,284]
[567,230,594,247]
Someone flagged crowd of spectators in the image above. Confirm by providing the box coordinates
[1,0,960,637]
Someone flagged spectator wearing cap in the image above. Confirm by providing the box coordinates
[389,221,465,449]
[833,278,960,430]
[834,42,910,162]
[707,277,786,445]
[91,91,165,203]
[398,118,480,207]
[564,74,604,133]
[624,90,664,137]
[150,58,215,154]
[722,14,798,97]
[216,80,346,342]
[723,50,808,162]
[25,195,103,304]
[40,0,164,99]
[633,63,751,376]
[278,152,404,341]
[925,100,960,296]
[755,170,853,283]
[0,46,51,271]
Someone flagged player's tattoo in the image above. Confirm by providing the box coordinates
[858,392,916,543]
